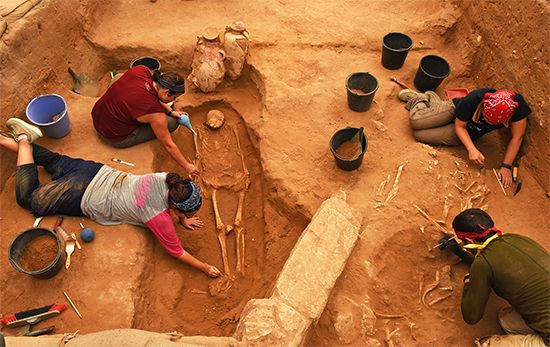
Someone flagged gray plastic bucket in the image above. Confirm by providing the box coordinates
[329,127,368,171]
[130,56,161,71]
[26,94,71,138]
[8,228,64,280]
[381,32,413,70]
[413,55,451,92]
[346,72,378,112]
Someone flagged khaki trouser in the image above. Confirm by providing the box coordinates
[474,307,546,347]
[406,96,461,146]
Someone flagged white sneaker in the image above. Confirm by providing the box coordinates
[6,118,42,143]
[398,89,424,102]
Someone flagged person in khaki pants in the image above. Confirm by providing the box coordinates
[398,88,531,189]
[439,209,549,346]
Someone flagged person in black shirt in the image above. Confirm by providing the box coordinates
[398,88,531,188]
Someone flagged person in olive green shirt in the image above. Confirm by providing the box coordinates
[440,208,550,346]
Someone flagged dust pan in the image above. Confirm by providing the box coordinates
[445,88,469,100]
[68,67,97,96]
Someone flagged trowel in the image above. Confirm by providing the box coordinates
[68,65,98,97]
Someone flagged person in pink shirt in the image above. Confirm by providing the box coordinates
[0,118,221,278]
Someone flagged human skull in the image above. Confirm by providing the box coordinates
[205,109,225,129]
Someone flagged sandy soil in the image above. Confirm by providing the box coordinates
[0,0,548,346]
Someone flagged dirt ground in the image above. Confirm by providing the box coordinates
[0,0,548,346]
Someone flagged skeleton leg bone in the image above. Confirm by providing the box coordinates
[212,189,232,275]
[234,190,246,275]
[193,128,201,165]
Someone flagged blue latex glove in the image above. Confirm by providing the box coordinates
[177,113,193,130]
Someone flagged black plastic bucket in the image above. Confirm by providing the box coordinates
[346,72,378,112]
[381,32,413,70]
[413,55,451,92]
[329,127,368,171]
[130,56,161,71]
[8,228,64,280]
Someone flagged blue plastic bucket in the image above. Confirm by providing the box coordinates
[26,94,71,138]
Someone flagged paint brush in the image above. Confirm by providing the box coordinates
[112,158,135,167]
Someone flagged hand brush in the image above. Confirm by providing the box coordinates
[0,304,67,328]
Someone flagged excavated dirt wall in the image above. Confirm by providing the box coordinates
[0,0,548,345]
[0,0,103,191]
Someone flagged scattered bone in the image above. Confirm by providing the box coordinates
[428,292,453,306]
[209,276,234,296]
[385,164,405,203]
[375,174,391,202]
[422,266,454,308]
[462,190,484,210]
[421,270,440,308]
[419,226,425,234]
[454,183,464,193]
[439,265,453,290]
[190,288,208,295]
[409,323,417,341]
[419,277,423,304]
[414,205,454,236]
[464,181,477,193]
[373,311,405,319]
[384,326,400,347]
[372,119,387,132]
[442,194,452,221]
[425,242,432,253]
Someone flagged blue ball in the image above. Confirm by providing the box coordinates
[80,228,94,243]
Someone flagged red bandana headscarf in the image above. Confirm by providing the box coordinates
[482,90,518,125]
[455,225,503,242]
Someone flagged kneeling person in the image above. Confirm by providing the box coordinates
[92,65,198,179]
[440,208,549,346]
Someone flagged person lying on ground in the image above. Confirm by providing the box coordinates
[439,208,549,346]
[398,88,530,188]
[0,118,221,278]
[92,65,199,180]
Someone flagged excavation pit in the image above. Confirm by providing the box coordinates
[0,0,548,346]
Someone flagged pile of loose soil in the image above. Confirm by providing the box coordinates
[335,140,362,160]
[19,235,58,272]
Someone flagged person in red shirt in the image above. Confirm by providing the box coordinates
[92,65,199,179]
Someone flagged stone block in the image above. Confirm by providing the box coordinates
[272,194,361,320]
[235,298,310,347]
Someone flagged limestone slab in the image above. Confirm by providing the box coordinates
[234,298,310,347]
[272,194,361,320]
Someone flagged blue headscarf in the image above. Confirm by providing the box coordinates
[172,180,202,213]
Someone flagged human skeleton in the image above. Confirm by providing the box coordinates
[194,114,250,292]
